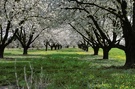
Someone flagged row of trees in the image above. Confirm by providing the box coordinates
[0,0,66,57]
[60,0,135,68]
[0,0,84,57]
[8,25,80,54]
[1,0,135,68]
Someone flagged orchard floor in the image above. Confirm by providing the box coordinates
[0,48,135,89]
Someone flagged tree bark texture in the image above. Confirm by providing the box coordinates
[23,47,28,55]
[93,47,99,55]
[102,48,110,59]
[0,47,5,58]
[124,33,135,68]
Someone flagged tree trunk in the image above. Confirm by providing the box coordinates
[124,51,135,68]
[93,47,99,55]
[121,1,135,68]
[54,46,57,50]
[51,46,53,50]
[45,45,48,51]
[45,44,48,51]
[58,45,60,50]
[23,47,28,55]
[122,15,135,68]
[66,45,69,48]
[0,47,5,58]
[124,37,135,68]
[45,42,49,51]
[85,46,88,52]
[102,48,110,59]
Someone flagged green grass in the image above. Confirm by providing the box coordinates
[0,48,135,89]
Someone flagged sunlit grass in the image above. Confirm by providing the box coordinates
[109,48,125,60]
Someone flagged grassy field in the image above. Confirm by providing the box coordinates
[0,48,135,89]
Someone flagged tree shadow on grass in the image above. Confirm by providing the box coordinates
[4,53,127,70]
[5,53,45,56]
[88,58,127,69]
[101,65,135,70]
[102,65,125,69]
[40,53,93,61]
[3,53,91,61]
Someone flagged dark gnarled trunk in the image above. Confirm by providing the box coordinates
[124,34,135,68]
[45,44,48,51]
[23,47,28,55]
[54,46,57,50]
[93,47,99,55]
[102,47,111,59]
[51,46,53,50]
[122,1,135,68]
[124,48,135,68]
[121,3,135,67]
[45,42,48,51]
[0,47,5,58]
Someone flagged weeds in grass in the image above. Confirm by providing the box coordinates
[14,62,50,89]
[15,60,19,89]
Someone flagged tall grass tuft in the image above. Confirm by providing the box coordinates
[14,62,50,89]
